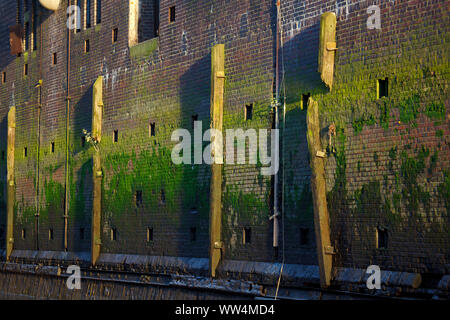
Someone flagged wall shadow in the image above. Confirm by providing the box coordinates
[67,82,94,253]
[0,116,7,252]
[175,53,212,258]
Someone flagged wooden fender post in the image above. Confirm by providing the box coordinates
[306,98,333,288]
[209,44,225,277]
[6,107,16,261]
[91,76,103,265]
[318,12,337,90]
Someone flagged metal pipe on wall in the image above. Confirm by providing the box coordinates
[63,1,72,252]
[272,0,281,251]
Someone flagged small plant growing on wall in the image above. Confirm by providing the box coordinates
[82,129,99,151]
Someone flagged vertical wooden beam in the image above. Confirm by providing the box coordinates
[91,76,103,265]
[306,98,333,288]
[209,44,225,277]
[128,0,139,47]
[318,12,337,90]
[6,107,16,261]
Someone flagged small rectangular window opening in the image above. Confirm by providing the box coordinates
[2,72,6,84]
[95,0,101,24]
[113,130,118,143]
[22,228,26,240]
[154,0,160,36]
[147,227,153,242]
[377,78,388,99]
[24,22,30,51]
[169,6,176,23]
[150,122,156,137]
[377,227,388,249]
[243,227,251,244]
[51,142,55,153]
[245,103,253,121]
[300,227,309,245]
[24,147,28,157]
[135,190,143,208]
[85,0,91,29]
[192,114,198,129]
[160,189,166,204]
[85,39,90,53]
[24,64,28,76]
[75,0,81,33]
[190,227,197,242]
[52,52,57,65]
[112,28,118,43]
[49,228,54,240]
[302,93,311,110]
[111,228,117,241]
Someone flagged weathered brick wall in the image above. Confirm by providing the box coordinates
[281,0,449,274]
[0,0,448,279]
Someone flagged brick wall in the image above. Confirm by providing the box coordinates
[281,0,449,274]
[0,0,448,278]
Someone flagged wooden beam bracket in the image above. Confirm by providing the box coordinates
[326,41,338,51]
[215,71,226,79]
[316,150,327,158]
[325,246,336,255]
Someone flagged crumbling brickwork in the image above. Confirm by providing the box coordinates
[0,0,448,282]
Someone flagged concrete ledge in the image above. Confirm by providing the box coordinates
[334,267,422,289]
[332,267,426,297]
[0,262,61,276]
[97,253,209,276]
[129,38,159,59]
[10,250,90,264]
[218,260,321,287]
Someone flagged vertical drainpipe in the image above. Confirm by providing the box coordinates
[35,5,43,251]
[64,5,72,252]
[272,0,281,252]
